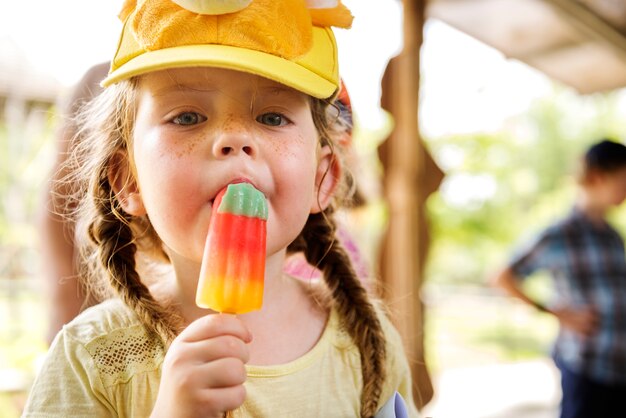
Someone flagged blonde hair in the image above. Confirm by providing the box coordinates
[67,79,386,417]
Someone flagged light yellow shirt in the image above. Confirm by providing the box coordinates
[23,298,420,417]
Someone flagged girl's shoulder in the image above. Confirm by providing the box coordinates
[59,298,165,387]
[61,298,145,343]
[23,299,163,416]
[372,303,421,416]
[371,302,408,352]
[328,302,405,351]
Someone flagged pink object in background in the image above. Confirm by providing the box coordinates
[283,227,369,281]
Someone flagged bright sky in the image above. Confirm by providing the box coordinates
[420,20,553,138]
[1,0,552,135]
[1,1,123,84]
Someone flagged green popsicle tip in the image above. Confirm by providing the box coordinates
[217,183,268,220]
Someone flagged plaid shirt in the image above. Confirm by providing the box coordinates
[510,208,626,384]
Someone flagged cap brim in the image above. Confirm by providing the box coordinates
[102,43,336,99]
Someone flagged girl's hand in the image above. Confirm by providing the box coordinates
[151,314,252,418]
[552,305,599,338]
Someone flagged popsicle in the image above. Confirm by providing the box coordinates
[196,182,268,313]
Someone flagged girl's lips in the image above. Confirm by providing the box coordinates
[223,177,258,191]
[230,178,251,185]
[210,178,258,203]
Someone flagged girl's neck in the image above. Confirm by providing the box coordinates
[161,248,328,365]
[164,248,300,324]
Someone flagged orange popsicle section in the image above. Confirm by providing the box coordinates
[196,183,268,313]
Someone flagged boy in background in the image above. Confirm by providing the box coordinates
[492,139,626,418]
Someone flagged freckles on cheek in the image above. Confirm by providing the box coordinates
[136,129,200,184]
[136,153,204,219]
[137,128,202,161]
[173,136,202,159]
[269,139,294,158]
[158,161,203,204]
[269,132,315,157]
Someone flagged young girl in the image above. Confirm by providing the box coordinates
[24,1,419,417]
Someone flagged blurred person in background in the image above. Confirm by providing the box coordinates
[491,138,626,418]
[38,61,109,344]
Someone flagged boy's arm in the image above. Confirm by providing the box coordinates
[490,267,549,313]
[490,267,598,336]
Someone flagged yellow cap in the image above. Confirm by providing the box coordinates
[102,0,353,99]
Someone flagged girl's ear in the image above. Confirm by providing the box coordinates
[108,151,146,216]
[311,144,341,214]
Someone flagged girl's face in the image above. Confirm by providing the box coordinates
[124,68,334,264]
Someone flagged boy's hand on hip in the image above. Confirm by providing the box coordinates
[151,314,252,418]
[553,305,599,338]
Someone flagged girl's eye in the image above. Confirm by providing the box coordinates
[256,112,289,127]
[172,112,207,126]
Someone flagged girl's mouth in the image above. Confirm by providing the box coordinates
[211,178,256,204]
[229,177,253,186]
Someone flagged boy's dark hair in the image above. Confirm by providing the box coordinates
[585,139,626,172]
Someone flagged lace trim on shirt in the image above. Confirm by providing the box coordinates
[85,325,165,387]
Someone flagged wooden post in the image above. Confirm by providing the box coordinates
[377,0,442,409]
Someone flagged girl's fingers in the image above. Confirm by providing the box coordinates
[157,372,247,416]
[182,334,251,364]
[174,357,247,390]
[200,357,248,388]
[156,316,251,417]
[161,356,247,396]
[199,384,247,413]
[182,313,252,344]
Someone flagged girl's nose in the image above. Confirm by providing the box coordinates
[212,128,257,159]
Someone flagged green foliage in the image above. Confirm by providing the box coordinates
[0,106,57,279]
[0,105,57,411]
[0,393,22,418]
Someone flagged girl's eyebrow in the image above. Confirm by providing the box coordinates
[151,85,221,97]
[148,82,303,100]
[256,86,300,96]
[254,86,306,104]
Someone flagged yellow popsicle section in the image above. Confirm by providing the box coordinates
[196,183,268,313]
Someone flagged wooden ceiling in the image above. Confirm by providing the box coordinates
[426,0,626,94]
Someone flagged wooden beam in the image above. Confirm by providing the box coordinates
[378,0,443,410]
[544,0,626,59]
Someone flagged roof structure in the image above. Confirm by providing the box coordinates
[0,36,61,104]
[427,0,626,94]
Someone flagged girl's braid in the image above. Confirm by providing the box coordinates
[289,212,386,418]
[87,176,182,345]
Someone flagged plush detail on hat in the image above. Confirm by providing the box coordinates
[129,0,313,59]
[171,0,252,15]
[306,0,338,8]
[119,0,137,21]
[310,3,353,28]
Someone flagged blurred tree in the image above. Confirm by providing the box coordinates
[0,106,56,282]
